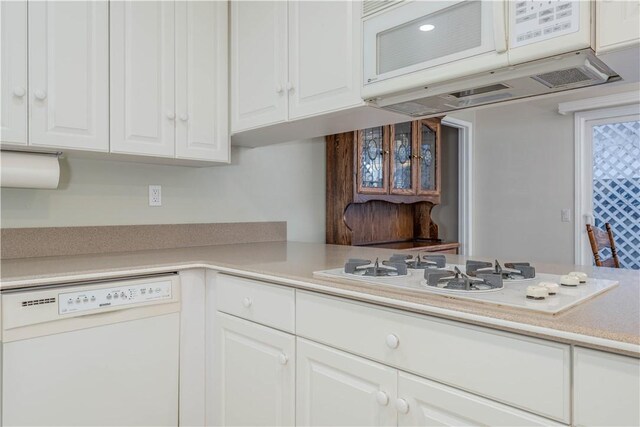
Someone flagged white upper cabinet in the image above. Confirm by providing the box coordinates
[175,1,229,163]
[231,1,287,132]
[296,338,397,427]
[0,0,27,145]
[231,1,363,133]
[288,1,361,120]
[596,0,640,54]
[110,1,175,157]
[28,1,109,151]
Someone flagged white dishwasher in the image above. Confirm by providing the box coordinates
[1,273,181,426]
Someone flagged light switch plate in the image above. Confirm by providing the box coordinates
[149,185,162,207]
[561,208,571,222]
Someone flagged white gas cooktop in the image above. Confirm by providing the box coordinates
[313,265,618,314]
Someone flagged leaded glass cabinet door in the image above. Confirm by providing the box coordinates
[390,121,415,195]
[417,119,441,195]
[357,126,388,194]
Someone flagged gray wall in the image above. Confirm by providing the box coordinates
[468,82,639,265]
[0,139,326,243]
[431,125,458,242]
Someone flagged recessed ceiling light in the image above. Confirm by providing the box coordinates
[419,24,435,32]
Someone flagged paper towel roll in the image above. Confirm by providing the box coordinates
[0,151,60,189]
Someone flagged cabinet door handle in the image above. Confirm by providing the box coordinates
[278,352,288,365]
[286,82,294,92]
[385,334,399,349]
[34,90,47,100]
[375,391,389,406]
[179,114,189,121]
[276,84,283,94]
[242,297,252,308]
[166,112,176,120]
[13,87,26,98]
[395,398,409,414]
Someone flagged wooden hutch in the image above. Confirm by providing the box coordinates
[326,117,460,253]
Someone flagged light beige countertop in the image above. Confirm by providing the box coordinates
[1,241,639,356]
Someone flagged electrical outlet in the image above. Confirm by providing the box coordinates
[561,208,571,222]
[149,185,162,207]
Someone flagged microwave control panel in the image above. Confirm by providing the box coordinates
[58,280,173,315]
[510,1,580,48]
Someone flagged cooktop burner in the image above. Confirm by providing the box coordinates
[345,258,408,277]
[425,266,504,292]
[389,253,447,270]
[466,260,536,281]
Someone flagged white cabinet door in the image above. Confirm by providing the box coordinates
[216,313,295,426]
[397,371,563,427]
[175,1,229,163]
[574,347,640,426]
[28,1,109,151]
[288,1,362,120]
[110,1,175,157]
[596,0,640,53]
[231,1,287,132]
[296,338,397,427]
[0,0,27,145]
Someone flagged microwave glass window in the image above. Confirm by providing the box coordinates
[420,123,436,192]
[377,1,482,75]
[361,127,385,189]
[392,122,413,191]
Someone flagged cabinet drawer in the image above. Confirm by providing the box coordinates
[216,274,295,333]
[296,292,570,423]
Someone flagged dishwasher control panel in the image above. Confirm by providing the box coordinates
[59,280,173,315]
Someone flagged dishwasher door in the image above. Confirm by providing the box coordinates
[2,275,180,426]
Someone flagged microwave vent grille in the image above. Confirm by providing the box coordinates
[363,0,403,17]
[532,68,594,88]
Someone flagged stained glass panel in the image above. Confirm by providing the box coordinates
[420,123,436,191]
[392,122,413,190]
[592,120,640,269]
[361,126,384,188]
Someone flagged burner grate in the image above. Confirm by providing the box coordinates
[345,258,408,277]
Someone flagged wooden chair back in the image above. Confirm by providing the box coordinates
[586,223,621,268]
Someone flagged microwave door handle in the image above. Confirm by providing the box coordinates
[493,1,507,53]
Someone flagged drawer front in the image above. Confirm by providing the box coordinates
[216,274,295,333]
[296,292,570,423]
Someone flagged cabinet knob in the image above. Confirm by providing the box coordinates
[242,297,252,308]
[166,112,176,120]
[276,84,283,94]
[34,90,46,100]
[179,114,189,121]
[286,82,294,92]
[375,391,389,406]
[13,87,26,98]
[395,398,409,414]
[385,334,399,349]
[278,352,288,365]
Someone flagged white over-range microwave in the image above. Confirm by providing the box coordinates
[362,0,594,99]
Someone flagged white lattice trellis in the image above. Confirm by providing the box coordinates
[592,120,640,269]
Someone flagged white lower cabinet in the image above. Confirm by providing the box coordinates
[215,312,295,426]
[397,371,563,427]
[296,338,397,427]
[296,338,560,427]
[574,347,640,427]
